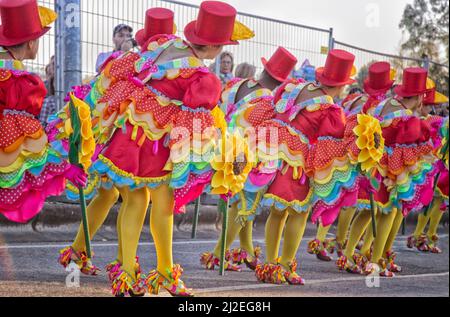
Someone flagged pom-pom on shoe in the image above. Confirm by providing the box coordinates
[200,252,242,271]
[145,264,194,297]
[307,239,332,261]
[111,270,146,297]
[427,235,442,254]
[58,246,100,276]
[385,250,402,273]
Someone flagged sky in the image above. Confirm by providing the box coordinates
[178,0,414,55]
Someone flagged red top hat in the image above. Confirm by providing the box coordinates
[394,67,428,97]
[135,8,176,48]
[0,0,57,46]
[363,61,395,96]
[316,49,356,87]
[184,1,238,46]
[261,47,298,82]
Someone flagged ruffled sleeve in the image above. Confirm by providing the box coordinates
[182,73,221,110]
[0,72,47,116]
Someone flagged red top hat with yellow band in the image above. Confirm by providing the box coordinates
[184,1,254,46]
[135,8,177,48]
[261,47,298,82]
[423,78,449,105]
[0,0,57,46]
[394,67,428,98]
[363,61,395,96]
[316,49,356,86]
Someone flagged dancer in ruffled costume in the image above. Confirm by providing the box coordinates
[55,7,178,280]
[251,49,359,285]
[0,0,86,223]
[200,47,297,272]
[407,80,448,254]
[338,67,436,277]
[56,1,253,297]
[307,62,396,262]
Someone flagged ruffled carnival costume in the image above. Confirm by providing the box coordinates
[0,60,70,223]
[334,92,393,273]
[342,97,436,277]
[250,79,359,284]
[408,115,449,254]
[200,78,278,272]
[51,34,226,296]
[307,92,386,264]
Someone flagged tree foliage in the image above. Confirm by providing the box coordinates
[399,0,449,94]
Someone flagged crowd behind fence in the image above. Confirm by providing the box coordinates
[31,0,449,109]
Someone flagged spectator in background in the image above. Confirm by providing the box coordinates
[40,56,57,127]
[235,62,256,79]
[348,86,363,95]
[95,24,133,72]
[218,51,234,86]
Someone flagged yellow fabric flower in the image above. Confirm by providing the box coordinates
[211,132,252,196]
[69,93,96,171]
[353,114,385,172]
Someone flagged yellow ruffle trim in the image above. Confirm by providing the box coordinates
[264,189,314,212]
[97,154,171,185]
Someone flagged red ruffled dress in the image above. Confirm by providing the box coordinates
[0,60,68,223]
[256,79,359,226]
[371,99,436,216]
[52,35,222,213]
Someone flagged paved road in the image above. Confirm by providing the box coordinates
[0,223,448,297]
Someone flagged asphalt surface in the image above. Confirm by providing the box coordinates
[0,222,448,297]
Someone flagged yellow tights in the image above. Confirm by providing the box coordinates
[316,224,330,242]
[212,202,257,258]
[336,208,357,244]
[72,187,120,255]
[149,184,176,279]
[427,200,444,239]
[265,207,309,269]
[383,209,404,254]
[371,208,398,263]
[413,198,444,239]
[118,187,150,279]
[344,209,372,259]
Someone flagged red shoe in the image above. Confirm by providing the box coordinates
[307,239,332,261]
[378,259,395,278]
[416,235,430,252]
[111,270,146,297]
[146,264,194,297]
[406,235,416,249]
[427,235,443,254]
[58,246,100,276]
[282,260,305,285]
[385,250,402,273]
[336,255,363,274]
[200,252,242,271]
[255,263,286,284]
[243,247,263,271]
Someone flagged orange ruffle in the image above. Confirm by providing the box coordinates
[0,114,43,153]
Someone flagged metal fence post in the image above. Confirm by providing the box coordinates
[328,27,334,51]
[54,0,64,110]
[56,0,82,109]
